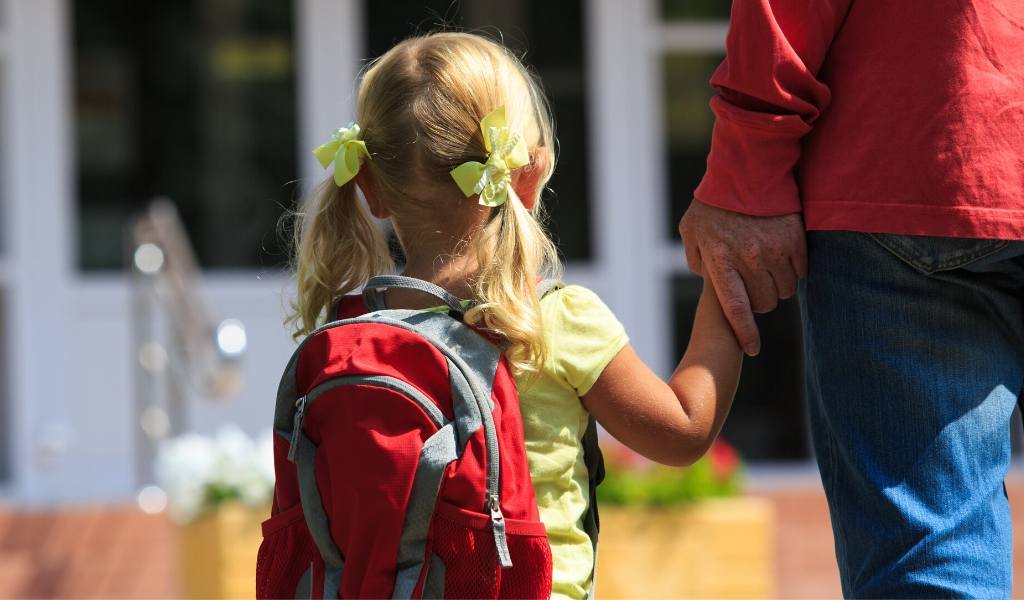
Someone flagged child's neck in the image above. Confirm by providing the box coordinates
[389,255,477,309]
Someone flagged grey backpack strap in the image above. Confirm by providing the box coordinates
[293,430,346,575]
[363,286,388,312]
[364,275,466,317]
[537,278,565,299]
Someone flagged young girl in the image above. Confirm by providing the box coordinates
[289,32,742,600]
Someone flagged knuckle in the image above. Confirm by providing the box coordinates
[751,296,778,313]
[707,244,734,267]
[739,242,763,265]
[723,294,749,315]
[678,218,690,238]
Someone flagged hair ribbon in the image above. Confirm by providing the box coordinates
[312,123,369,187]
[450,106,530,208]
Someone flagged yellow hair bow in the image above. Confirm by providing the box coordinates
[312,123,369,187]
[450,106,530,207]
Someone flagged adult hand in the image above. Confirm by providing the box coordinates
[678,200,807,356]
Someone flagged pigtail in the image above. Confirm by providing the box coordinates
[466,195,561,377]
[287,178,393,338]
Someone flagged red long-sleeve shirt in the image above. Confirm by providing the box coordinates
[695,0,1024,240]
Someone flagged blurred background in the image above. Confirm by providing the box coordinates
[2,0,1023,597]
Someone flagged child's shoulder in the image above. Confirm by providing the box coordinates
[540,283,605,307]
[539,284,621,332]
[536,283,629,394]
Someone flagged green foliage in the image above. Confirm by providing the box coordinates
[204,483,244,507]
[597,440,743,507]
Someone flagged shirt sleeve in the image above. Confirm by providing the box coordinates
[694,0,853,216]
[543,285,629,397]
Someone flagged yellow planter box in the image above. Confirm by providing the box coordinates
[178,503,268,599]
[595,497,775,599]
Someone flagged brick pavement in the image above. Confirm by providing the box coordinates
[3,479,1024,598]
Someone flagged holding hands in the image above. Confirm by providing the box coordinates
[678,200,807,356]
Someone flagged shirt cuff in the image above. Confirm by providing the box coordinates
[694,97,807,217]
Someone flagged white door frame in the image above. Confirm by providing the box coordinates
[5,0,74,501]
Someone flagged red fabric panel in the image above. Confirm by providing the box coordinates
[271,435,300,514]
[255,505,319,599]
[490,360,541,522]
[335,295,369,320]
[297,323,454,421]
[435,359,540,522]
[432,502,552,599]
[304,384,437,599]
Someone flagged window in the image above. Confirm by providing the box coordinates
[365,0,592,262]
[663,52,723,239]
[74,0,298,270]
[661,0,731,20]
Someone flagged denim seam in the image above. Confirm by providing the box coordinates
[868,233,1009,274]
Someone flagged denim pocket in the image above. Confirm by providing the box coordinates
[868,233,1009,275]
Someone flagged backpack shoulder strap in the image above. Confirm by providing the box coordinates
[538,278,565,299]
[581,416,604,549]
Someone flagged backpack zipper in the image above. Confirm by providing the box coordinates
[288,395,307,461]
[287,376,447,463]
[489,493,513,568]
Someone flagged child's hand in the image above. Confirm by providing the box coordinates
[696,279,742,352]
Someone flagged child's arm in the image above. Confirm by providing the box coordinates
[582,281,743,466]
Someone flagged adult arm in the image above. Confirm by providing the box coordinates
[680,0,853,355]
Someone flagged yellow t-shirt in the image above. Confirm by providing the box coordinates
[515,285,629,600]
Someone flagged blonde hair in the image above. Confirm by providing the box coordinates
[288,32,562,375]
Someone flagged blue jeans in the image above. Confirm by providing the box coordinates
[800,231,1024,598]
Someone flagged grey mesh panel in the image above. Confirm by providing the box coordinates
[392,424,458,599]
[422,554,446,598]
[275,351,301,433]
[294,432,345,568]
[294,564,312,599]
[399,312,500,410]
[323,563,343,600]
[391,565,421,600]
[447,358,482,449]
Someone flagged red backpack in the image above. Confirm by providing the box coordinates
[256,276,600,599]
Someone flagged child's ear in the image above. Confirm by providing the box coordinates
[355,168,391,219]
[513,147,551,209]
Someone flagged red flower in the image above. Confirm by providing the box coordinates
[708,440,740,481]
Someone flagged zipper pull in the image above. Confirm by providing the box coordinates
[288,395,307,462]
[489,494,513,569]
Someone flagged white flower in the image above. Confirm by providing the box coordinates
[155,425,276,523]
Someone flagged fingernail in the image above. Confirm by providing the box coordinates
[745,344,760,357]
